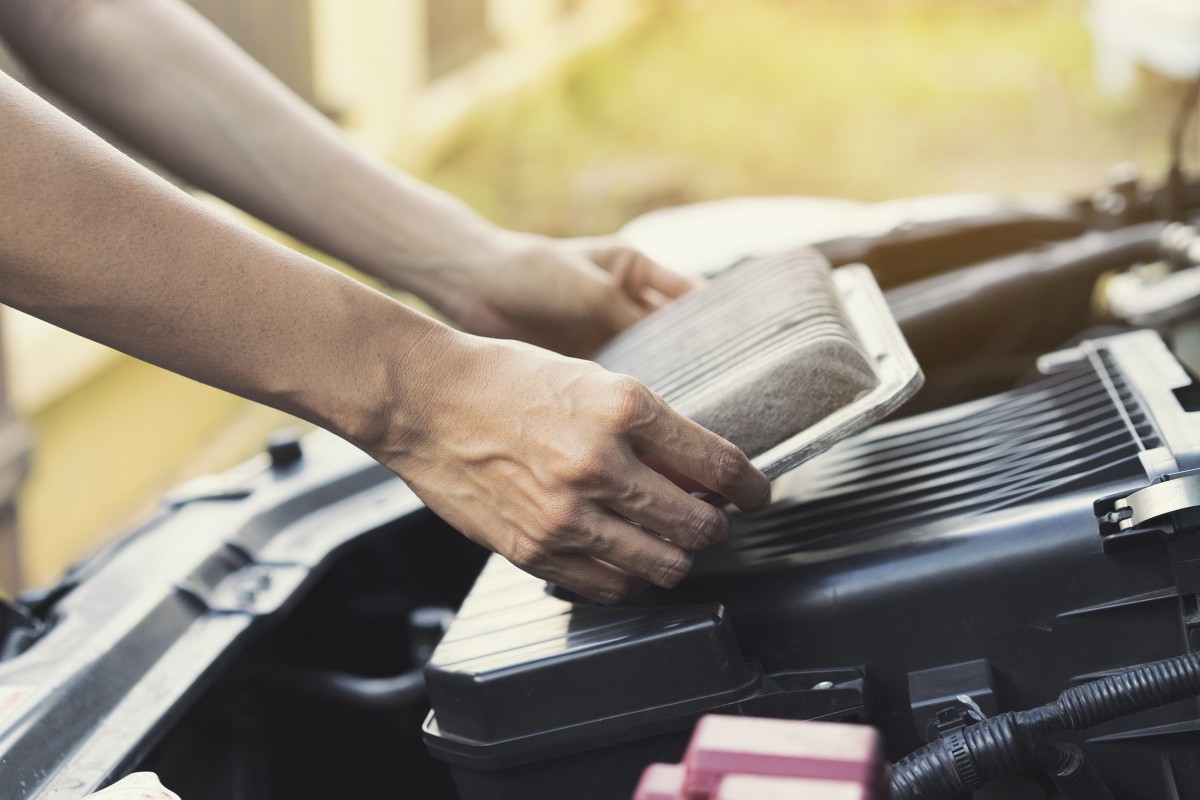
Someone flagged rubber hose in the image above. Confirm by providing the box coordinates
[1043,743,1115,800]
[892,714,1034,799]
[892,651,1200,800]
[1049,651,1200,731]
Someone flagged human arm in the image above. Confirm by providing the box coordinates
[0,71,770,602]
[0,0,695,356]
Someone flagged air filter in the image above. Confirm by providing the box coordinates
[595,248,922,481]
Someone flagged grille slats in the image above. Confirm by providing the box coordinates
[701,356,1159,572]
[807,387,1151,494]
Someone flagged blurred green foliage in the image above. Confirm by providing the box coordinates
[423,0,1186,236]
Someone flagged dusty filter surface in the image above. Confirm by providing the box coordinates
[595,248,922,481]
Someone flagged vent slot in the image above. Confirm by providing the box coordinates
[710,360,1158,570]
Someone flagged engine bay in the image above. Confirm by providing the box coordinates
[3,159,1200,798]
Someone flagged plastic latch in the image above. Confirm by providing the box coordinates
[907,660,996,744]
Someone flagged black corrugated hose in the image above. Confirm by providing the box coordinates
[891,650,1200,799]
[1042,743,1114,800]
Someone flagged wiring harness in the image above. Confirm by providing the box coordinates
[892,650,1200,799]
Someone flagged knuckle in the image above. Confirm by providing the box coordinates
[507,535,549,572]
[593,587,621,606]
[680,503,729,550]
[561,444,612,487]
[709,442,747,489]
[650,548,693,588]
[594,581,634,606]
[606,376,651,428]
[541,498,585,535]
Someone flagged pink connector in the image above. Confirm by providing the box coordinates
[633,763,687,800]
[715,774,872,800]
[683,715,883,798]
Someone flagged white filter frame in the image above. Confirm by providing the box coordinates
[748,263,923,482]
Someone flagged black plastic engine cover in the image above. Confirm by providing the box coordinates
[424,331,1200,800]
[423,556,867,799]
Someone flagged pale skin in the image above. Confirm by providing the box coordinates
[0,0,770,602]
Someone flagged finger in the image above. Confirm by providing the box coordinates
[524,552,650,605]
[636,285,671,312]
[592,278,646,334]
[589,244,701,307]
[560,508,696,587]
[629,398,771,512]
[640,452,708,493]
[608,459,732,550]
[637,254,703,301]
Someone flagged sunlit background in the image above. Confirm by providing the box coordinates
[0,0,1195,591]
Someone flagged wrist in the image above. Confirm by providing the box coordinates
[302,288,470,464]
[383,223,551,329]
[354,174,513,296]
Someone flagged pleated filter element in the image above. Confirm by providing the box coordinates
[594,248,923,481]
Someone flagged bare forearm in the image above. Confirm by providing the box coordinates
[0,0,704,358]
[0,70,451,450]
[0,7,772,605]
[0,0,501,292]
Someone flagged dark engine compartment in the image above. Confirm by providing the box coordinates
[5,166,1200,800]
[412,328,1200,800]
[136,515,489,800]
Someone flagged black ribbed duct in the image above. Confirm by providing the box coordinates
[708,356,1158,571]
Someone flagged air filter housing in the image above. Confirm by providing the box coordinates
[425,330,1200,800]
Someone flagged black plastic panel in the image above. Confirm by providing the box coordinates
[426,558,752,743]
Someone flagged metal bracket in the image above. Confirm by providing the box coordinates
[1096,471,1200,548]
[1096,472,1200,595]
[1108,476,1200,531]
